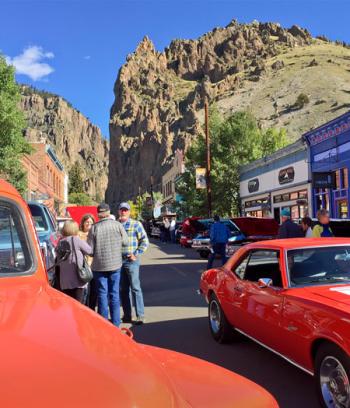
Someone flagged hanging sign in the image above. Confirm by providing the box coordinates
[195,168,207,189]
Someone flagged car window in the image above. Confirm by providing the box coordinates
[0,202,33,275]
[233,255,249,279]
[288,246,350,286]
[243,250,282,287]
[43,207,56,231]
[28,204,48,232]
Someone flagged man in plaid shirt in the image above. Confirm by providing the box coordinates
[119,202,149,325]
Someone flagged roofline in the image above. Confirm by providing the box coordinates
[239,138,306,174]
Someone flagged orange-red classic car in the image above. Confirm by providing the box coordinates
[200,238,350,408]
[0,179,278,408]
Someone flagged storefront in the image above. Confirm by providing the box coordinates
[240,139,312,222]
[304,111,350,219]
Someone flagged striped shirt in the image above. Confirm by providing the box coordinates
[120,218,149,256]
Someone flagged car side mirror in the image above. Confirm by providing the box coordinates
[258,278,273,288]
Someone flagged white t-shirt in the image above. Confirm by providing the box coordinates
[305,227,313,238]
[170,219,176,231]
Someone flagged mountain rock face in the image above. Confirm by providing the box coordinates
[107,20,350,205]
[20,88,109,200]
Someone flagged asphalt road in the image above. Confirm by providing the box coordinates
[130,240,319,408]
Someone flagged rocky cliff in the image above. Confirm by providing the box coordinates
[107,20,350,205]
[20,87,109,200]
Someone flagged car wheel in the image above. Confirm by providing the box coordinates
[315,342,350,408]
[208,294,234,344]
[199,250,209,259]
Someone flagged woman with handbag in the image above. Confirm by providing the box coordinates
[79,214,95,306]
[59,220,93,303]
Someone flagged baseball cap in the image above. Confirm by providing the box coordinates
[281,208,291,217]
[97,202,110,214]
[119,202,131,210]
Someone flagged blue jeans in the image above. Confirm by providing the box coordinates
[207,243,227,269]
[120,259,144,319]
[93,269,121,327]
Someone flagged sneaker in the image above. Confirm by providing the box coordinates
[134,316,145,325]
[122,316,132,323]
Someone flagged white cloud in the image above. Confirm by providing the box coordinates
[5,46,55,81]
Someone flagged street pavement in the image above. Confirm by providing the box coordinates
[130,240,319,408]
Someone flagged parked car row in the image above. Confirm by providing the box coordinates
[0,179,279,406]
[151,216,279,260]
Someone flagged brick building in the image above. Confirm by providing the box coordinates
[22,142,67,214]
[162,149,185,206]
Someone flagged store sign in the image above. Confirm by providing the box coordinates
[279,167,295,185]
[305,112,350,146]
[312,172,335,189]
[195,168,207,189]
[248,178,259,193]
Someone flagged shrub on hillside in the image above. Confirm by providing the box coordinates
[294,93,310,109]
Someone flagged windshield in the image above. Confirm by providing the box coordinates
[287,246,350,286]
[28,204,48,232]
[197,219,240,235]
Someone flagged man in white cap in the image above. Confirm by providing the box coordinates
[118,202,149,325]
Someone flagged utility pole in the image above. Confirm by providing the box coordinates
[204,100,212,218]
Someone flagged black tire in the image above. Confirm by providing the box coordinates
[208,293,235,343]
[315,342,350,408]
[199,250,209,259]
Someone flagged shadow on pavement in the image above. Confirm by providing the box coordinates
[141,262,206,308]
[133,316,319,408]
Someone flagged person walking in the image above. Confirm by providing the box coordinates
[163,217,170,242]
[119,202,149,325]
[170,217,176,244]
[312,209,334,237]
[277,208,304,239]
[79,214,95,307]
[301,216,313,237]
[59,220,93,303]
[207,215,230,269]
[88,203,128,327]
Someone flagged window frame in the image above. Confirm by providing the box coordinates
[233,248,283,288]
[0,197,37,278]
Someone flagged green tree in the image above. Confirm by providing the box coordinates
[0,56,31,194]
[177,109,289,217]
[68,161,84,194]
[68,192,92,206]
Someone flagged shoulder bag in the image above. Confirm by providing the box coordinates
[71,236,93,284]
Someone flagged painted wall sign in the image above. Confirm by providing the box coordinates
[248,178,259,193]
[305,112,350,147]
[278,167,295,185]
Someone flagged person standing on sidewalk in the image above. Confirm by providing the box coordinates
[277,208,303,239]
[88,203,128,327]
[119,202,149,325]
[170,217,176,244]
[207,215,230,269]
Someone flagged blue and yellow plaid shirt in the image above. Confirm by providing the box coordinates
[120,218,149,256]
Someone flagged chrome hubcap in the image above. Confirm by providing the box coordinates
[320,356,350,408]
[209,300,221,334]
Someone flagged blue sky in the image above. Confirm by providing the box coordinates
[1,0,350,137]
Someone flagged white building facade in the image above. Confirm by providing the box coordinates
[239,139,312,221]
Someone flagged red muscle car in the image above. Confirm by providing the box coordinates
[200,238,350,408]
[0,179,277,408]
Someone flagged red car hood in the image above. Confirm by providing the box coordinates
[0,278,277,408]
[299,285,350,306]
